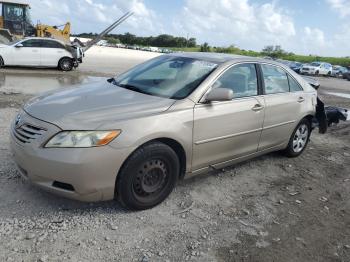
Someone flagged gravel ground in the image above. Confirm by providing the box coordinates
[0,52,350,261]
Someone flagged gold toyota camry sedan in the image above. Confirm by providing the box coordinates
[10,53,317,210]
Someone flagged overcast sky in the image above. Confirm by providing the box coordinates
[29,0,350,57]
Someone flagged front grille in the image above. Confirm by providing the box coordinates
[13,123,47,144]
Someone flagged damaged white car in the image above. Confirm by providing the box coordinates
[0,37,83,71]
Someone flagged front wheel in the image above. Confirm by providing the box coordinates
[284,119,311,157]
[116,142,180,210]
[58,57,73,71]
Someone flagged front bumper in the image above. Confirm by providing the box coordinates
[10,111,134,202]
[301,69,316,75]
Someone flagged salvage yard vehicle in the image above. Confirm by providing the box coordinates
[343,70,350,81]
[300,62,332,76]
[0,37,83,71]
[10,53,317,210]
[0,0,71,44]
[331,65,348,78]
[289,62,303,74]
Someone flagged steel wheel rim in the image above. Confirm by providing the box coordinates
[132,159,169,201]
[293,124,308,153]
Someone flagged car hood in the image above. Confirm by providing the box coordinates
[24,81,176,130]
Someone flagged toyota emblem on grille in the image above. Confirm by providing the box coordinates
[15,114,22,127]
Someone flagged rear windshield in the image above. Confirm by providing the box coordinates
[113,56,218,99]
[311,62,321,66]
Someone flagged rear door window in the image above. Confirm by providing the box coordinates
[288,75,303,92]
[261,64,289,94]
[41,40,65,49]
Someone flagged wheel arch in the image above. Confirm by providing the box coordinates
[58,56,73,66]
[303,114,314,126]
[114,137,187,198]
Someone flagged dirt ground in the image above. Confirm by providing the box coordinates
[0,51,349,262]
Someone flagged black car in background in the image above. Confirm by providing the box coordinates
[343,71,350,81]
[289,62,303,74]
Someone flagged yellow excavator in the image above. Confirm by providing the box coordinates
[0,0,133,53]
[0,0,71,44]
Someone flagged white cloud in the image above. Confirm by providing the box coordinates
[23,0,350,56]
[173,0,296,49]
[299,27,329,55]
[29,0,157,35]
[327,0,350,18]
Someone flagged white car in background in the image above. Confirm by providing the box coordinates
[0,37,82,71]
[300,62,332,76]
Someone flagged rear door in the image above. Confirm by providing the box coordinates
[40,40,67,67]
[258,64,305,150]
[12,39,42,66]
[192,63,265,170]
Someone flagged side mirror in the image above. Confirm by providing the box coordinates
[15,43,23,48]
[206,88,234,102]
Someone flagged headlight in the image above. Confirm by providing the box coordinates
[45,130,121,148]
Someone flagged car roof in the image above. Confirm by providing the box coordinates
[23,37,65,45]
[0,0,29,6]
[167,52,282,65]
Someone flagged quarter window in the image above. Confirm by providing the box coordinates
[288,75,303,92]
[261,64,289,94]
[212,64,258,98]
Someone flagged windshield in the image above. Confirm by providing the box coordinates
[3,4,24,21]
[311,62,321,67]
[25,6,32,24]
[113,56,218,99]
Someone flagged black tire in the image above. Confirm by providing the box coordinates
[58,57,73,71]
[284,119,311,158]
[116,142,180,210]
[315,70,319,76]
[0,56,4,67]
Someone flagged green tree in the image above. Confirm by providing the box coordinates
[262,45,287,59]
[200,42,210,52]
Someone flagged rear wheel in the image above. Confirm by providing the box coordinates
[0,56,4,68]
[58,57,73,71]
[315,70,319,76]
[116,142,179,210]
[284,119,311,157]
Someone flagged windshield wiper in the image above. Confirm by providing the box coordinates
[117,83,151,96]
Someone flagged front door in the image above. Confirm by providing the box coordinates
[12,39,42,66]
[192,63,265,170]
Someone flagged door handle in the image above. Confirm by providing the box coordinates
[252,104,264,112]
[297,97,305,103]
